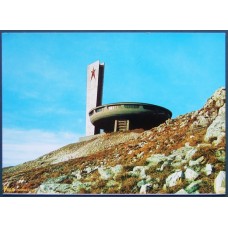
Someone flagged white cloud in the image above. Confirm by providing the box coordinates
[2,128,83,167]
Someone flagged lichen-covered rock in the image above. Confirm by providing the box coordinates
[189,156,204,167]
[84,167,92,174]
[191,116,210,129]
[111,164,123,178]
[98,167,114,180]
[71,170,82,180]
[129,166,149,179]
[72,180,91,193]
[215,150,225,162]
[146,154,167,167]
[202,164,213,176]
[185,180,202,193]
[175,189,188,194]
[139,183,152,194]
[36,183,74,194]
[48,175,68,183]
[185,168,199,181]
[98,164,123,180]
[214,171,226,194]
[166,171,184,187]
[204,104,225,145]
[36,183,62,194]
[106,180,120,188]
[137,179,147,188]
[204,87,225,109]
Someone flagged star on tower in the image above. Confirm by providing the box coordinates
[91,68,96,80]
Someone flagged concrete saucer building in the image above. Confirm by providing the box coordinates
[86,60,172,136]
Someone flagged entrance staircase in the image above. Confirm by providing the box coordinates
[114,120,129,132]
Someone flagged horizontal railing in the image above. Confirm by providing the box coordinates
[89,104,142,116]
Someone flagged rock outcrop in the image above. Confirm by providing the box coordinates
[2,87,226,195]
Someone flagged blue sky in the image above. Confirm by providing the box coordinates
[2,32,225,167]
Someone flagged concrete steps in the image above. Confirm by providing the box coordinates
[114,120,129,132]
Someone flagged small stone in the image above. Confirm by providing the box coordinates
[72,181,91,193]
[175,189,188,194]
[84,167,92,174]
[166,171,184,187]
[128,150,133,155]
[153,184,159,190]
[185,168,199,181]
[111,164,123,178]
[137,179,146,188]
[185,148,197,160]
[171,161,182,168]
[215,99,224,108]
[98,167,114,180]
[106,180,119,188]
[214,171,226,194]
[204,164,213,176]
[185,180,202,193]
[130,166,148,179]
[185,142,190,147]
[215,150,225,162]
[36,183,60,194]
[189,156,204,166]
[71,170,82,180]
[139,183,152,194]
[137,152,144,158]
[146,154,167,167]
[162,184,167,191]
[196,143,211,149]
[204,104,225,145]
[160,161,168,171]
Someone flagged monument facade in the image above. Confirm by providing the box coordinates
[85,60,172,136]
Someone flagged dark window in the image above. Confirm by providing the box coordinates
[124,104,140,109]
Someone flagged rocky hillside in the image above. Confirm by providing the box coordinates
[2,87,226,195]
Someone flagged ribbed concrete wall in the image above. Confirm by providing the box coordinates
[86,61,104,136]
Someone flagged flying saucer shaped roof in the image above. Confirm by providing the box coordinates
[89,102,172,133]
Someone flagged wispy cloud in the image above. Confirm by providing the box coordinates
[2,128,83,167]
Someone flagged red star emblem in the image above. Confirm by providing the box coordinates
[91,68,96,80]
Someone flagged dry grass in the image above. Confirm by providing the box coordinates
[119,177,140,194]
[198,175,215,193]
[2,94,226,194]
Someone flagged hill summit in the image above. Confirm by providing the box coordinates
[3,87,226,195]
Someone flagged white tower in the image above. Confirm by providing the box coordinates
[86,60,104,136]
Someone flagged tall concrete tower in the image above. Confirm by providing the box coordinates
[86,60,104,136]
